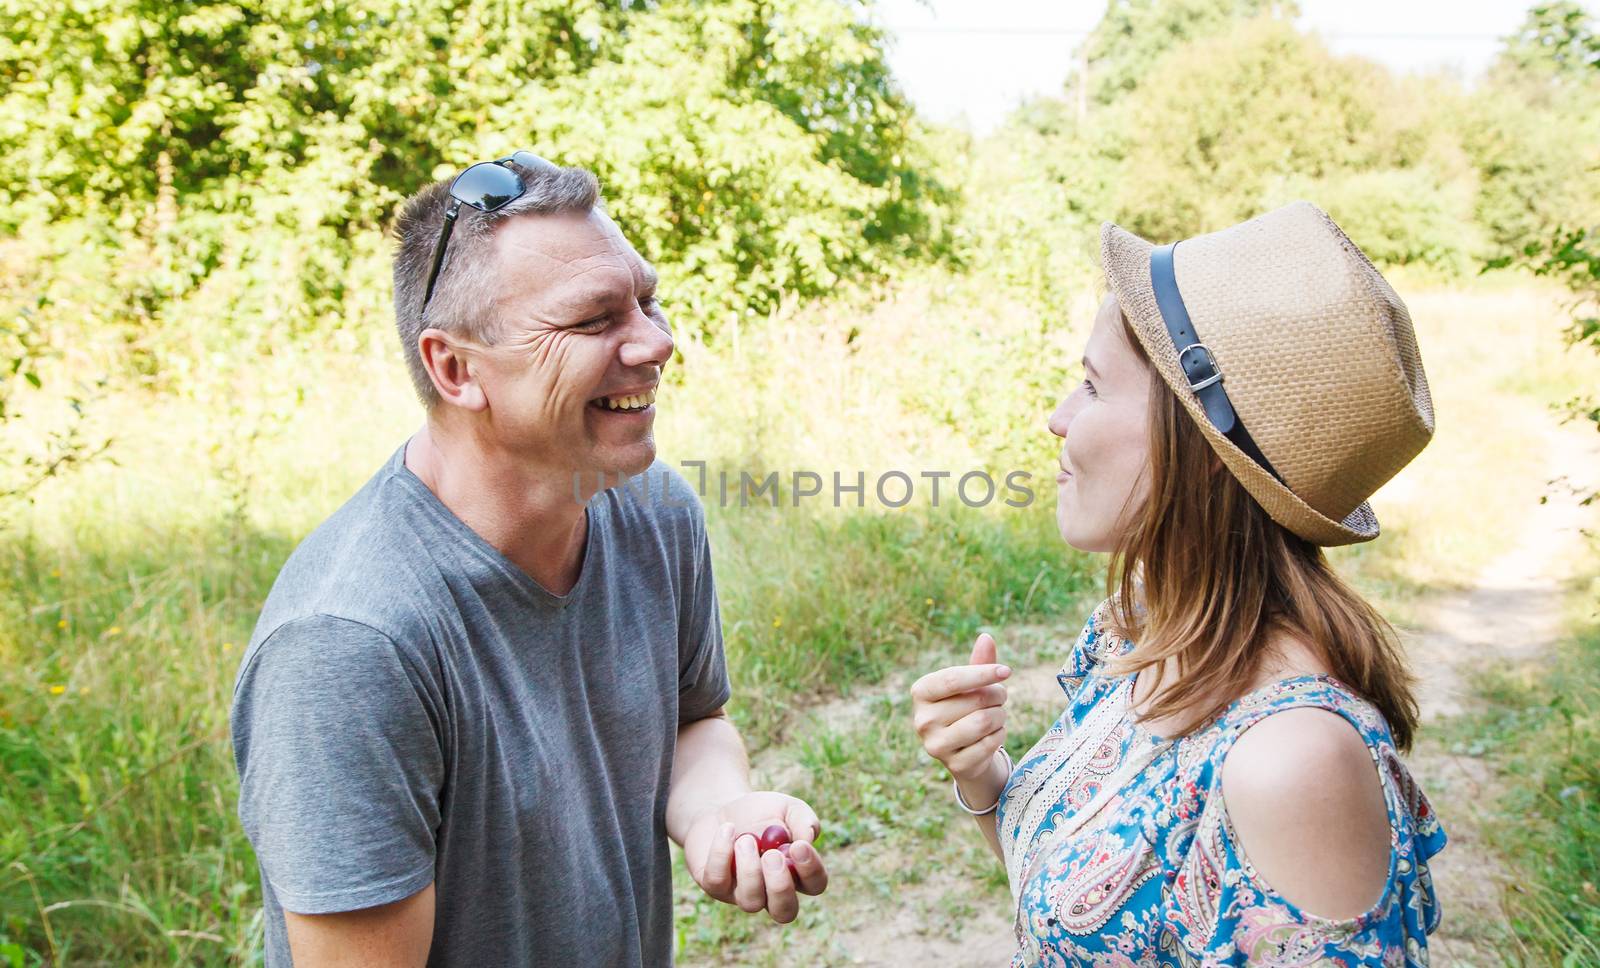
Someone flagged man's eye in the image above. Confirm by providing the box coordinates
[640,295,659,312]
[1081,378,1097,397]
[572,316,609,332]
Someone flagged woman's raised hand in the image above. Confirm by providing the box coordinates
[911,633,1011,786]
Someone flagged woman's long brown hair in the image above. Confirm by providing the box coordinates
[1100,313,1420,750]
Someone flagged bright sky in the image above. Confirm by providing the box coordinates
[875,0,1591,133]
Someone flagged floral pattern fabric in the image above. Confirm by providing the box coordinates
[995,599,1448,967]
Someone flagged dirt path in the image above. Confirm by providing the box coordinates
[1402,420,1600,966]
[798,646,1072,967]
[723,625,1082,967]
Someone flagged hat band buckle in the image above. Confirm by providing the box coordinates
[1150,243,1284,484]
[1177,343,1223,392]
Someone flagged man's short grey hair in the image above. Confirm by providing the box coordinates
[391,157,600,409]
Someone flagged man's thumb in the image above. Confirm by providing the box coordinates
[969,632,997,667]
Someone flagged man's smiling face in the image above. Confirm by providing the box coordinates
[468,207,675,479]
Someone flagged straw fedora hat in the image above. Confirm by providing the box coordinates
[1100,201,1434,546]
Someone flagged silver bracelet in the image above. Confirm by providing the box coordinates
[952,748,1014,816]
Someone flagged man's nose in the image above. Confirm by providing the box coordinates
[619,309,674,369]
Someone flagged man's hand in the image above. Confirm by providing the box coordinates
[682,791,829,924]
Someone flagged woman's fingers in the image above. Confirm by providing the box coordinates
[910,658,1013,785]
[969,632,998,666]
[946,724,1007,779]
[924,705,1008,760]
[911,683,1007,738]
[911,662,1011,704]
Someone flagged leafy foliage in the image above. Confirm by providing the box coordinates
[1486,1,1600,432]
[1492,226,1600,432]
[527,0,951,328]
[1109,19,1474,253]
[1498,0,1600,81]
[964,14,1488,278]
[0,0,950,374]
[0,255,112,511]
[1078,0,1296,106]
[1458,2,1600,266]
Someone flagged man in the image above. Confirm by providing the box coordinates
[230,153,828,966]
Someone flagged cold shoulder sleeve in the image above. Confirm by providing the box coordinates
[1163,681,1447,966]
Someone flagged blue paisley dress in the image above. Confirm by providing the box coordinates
[995,599,1447,967]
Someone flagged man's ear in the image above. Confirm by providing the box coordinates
[418,328,489,412]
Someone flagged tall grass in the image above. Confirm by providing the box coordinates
[710,502,1097,744]
[2,272,1596,964]
[0,523,273,965]
[1454,537,1600,965]
[0,275,1097,963]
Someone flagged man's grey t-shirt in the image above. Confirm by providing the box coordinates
[230,445,728,966]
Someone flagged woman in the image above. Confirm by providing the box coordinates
[911,202,1445,966]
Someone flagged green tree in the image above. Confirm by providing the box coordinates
[524,0,951,331]
[1105,15,1478,268]
[1498,0,1600,80]
[945,98,1115,308]
[1463,1,1600,262]
[0,0,951,377]
[1078,0,1297,106]
[1485,2,1600,433]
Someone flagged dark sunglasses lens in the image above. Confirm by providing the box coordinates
[451,162,523,212]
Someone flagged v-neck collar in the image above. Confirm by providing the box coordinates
[386,443,599,609]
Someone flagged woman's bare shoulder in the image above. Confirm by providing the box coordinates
[1220,707,1391,919]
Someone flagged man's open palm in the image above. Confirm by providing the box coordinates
[683,791,829,924]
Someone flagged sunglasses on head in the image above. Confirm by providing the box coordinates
[420,150,551,315]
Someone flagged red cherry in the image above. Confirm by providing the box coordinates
[777,841,799,876]
[756,824,792,854]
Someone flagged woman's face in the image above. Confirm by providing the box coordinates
[1048,294,1154,553]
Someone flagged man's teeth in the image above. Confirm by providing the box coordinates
[601,388,657,410]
